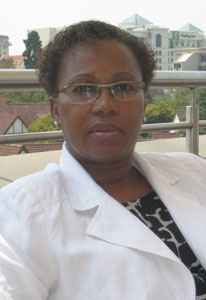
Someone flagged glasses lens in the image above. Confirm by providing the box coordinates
[65,84,98,103]
[112,82,142,100]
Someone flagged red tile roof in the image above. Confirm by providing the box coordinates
[23,143,63,153]
[175,110,186,121]
[0,113,18,134]
[0,145,23,156]
[3,55,25,69]
[0,96,50,127]
[0,142,63,156]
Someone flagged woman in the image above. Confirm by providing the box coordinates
[0,20,205,300]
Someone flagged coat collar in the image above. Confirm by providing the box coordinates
[59,144,206,268]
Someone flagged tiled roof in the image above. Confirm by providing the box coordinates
[0,113,18,134]
[23,143,63,153]
[0,145,23,156]
[176,110,186,121]
[3,55,25,68]
[119,14,152,25]
[178,23,203,33]
[3,55,24,62]
[0,96,50,127]
[0,142,63,156]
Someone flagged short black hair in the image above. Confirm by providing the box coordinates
[38,20,156,96]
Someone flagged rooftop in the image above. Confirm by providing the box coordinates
[177,23,203,33]
[0,96,50,127]
[176,52,193,63]
[119,13,153,26]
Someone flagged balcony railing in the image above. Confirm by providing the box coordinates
[0,69,206,155]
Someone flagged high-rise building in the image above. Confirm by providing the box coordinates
[119,14,206,71]
[29,15,206,71]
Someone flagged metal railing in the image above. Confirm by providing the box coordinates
[0,69,206,155]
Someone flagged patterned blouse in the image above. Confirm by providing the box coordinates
[122,191,206,300]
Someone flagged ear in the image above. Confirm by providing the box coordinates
[49,97,61,127]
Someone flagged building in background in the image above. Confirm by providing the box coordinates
[0,34,11,57]
[118,14,206,71]
[0,96,50,134]
[118,14,173,71]
[28,27,62,48]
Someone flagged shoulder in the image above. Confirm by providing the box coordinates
[134,151,206,184]
[0,162,66,214]
[137,151,206,168]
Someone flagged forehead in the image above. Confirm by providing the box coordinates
[57,39,142,86]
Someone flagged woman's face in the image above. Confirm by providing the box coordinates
[50,39,146,165]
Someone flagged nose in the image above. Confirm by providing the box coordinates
[91,87,119,115]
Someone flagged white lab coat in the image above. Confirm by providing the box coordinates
[0,143,205,300]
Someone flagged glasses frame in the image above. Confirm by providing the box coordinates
[55,80,145,104]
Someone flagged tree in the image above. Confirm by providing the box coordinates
[196,88,206,134]
[23,31,42,69]
[196,88,206,120]
[145,101,175,124]
[5,91,48,103]
[0,57,15,69]
[28,114,60,132]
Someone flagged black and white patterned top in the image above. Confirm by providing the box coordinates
[122,191,206,300]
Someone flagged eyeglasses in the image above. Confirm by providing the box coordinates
[56,81,145,104]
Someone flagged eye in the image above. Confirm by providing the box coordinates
[71,84,96,94]
[114,83,136,92]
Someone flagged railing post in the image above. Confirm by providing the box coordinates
[186,88,199,155]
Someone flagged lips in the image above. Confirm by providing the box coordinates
[89,123,123,139]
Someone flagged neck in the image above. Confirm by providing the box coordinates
[80,156,134,186]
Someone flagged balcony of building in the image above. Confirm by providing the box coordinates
[0,69,206,187]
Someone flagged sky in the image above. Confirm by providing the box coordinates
[1,0,206,55]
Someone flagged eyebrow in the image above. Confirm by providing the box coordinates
[68,73,95,81]
[113,72,134,77]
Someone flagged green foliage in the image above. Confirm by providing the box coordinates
[28,114,59,132]
[145,101,175,124]
[0,57,15,69]
[172,88,190,110]
[5,91,48,103]
[196,88,206,120]
[23,31,42,69]
[195,88,206,134]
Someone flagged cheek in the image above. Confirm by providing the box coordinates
[58,104,89,137]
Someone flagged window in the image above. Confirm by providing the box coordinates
[168,58,170,63]
[159,58,162,63]
[168,66,170,70]
[171,52,173,56]
[155,50,158,55]
[156,34,162,47]
[201,55,206,62]
[159,66,162,70]
[174,63,181,70]
[159,50,161,55]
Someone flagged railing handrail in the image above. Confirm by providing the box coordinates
[1,70,206,90]
[0,70,206,155]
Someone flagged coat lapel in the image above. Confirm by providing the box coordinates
[59,145,184,264]
[134,152,206,269]
[59,145,206,268]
